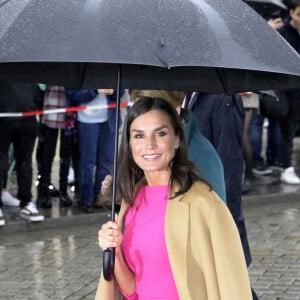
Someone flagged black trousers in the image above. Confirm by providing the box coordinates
[36,124,79,195]
[59,132,79,194]
[0,117,37,208]
[280,91,300,168]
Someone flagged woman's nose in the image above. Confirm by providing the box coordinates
[146,136,156,149]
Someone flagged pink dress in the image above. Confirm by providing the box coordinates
[121,185,179,300]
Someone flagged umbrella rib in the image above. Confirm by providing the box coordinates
[0,0,11,8]
[216,68,230,95]
[80,63,88,88]
[156,0,169,68]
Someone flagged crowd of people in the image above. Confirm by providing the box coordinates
[0,84,125,225]
[241,0,300,193]
[0,1,300,299]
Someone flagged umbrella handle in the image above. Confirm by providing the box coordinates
[103,247,115,281]
[103,64,121,282]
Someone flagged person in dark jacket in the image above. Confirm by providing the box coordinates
[277,0,300,184]
[0,81,44,225]
[189,92,259,300]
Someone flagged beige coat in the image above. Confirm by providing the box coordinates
[95,181,252,300]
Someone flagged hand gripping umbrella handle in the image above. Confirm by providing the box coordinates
[103,65,122,281]
[103,247,115,281]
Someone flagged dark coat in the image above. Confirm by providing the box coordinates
[0,81,43,117]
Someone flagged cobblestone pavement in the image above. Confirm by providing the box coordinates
[247,198,300,300]
[0,224,102,300]
[0,197,299,299]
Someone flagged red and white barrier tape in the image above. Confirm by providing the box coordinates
[0,102,132,118]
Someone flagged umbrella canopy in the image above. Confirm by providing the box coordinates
[244,0,287,15]
[0,0,300,94]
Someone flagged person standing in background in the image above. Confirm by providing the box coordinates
[277,0,300,184]
[0,81,44,225]
[190,92,258,300]
[36,86,73,209]
[65,88,123,213]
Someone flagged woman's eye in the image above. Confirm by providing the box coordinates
[157,131,167,137]
[134,134,144,139]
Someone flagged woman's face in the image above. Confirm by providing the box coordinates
[129,109,180,182]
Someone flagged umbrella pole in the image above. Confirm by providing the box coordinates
[103,65,122,281]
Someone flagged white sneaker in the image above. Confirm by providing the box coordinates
[1,191,20,207]
[280,167,300,184]
[20,202,45,222]
[0,208,5,226]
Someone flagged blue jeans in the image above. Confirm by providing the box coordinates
[77,121,115,206]
[249,112,281,165]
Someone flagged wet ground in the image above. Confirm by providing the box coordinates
[0,138,300,299]
[247,200,300,300]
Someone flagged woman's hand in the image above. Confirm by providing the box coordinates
[268,17,284,30]
[98,215,123,253]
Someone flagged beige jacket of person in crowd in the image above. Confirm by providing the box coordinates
[95,181,252,300]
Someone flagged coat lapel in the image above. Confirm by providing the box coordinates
[165,192,191,299]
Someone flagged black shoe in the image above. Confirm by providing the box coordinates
[59,194,73,207]
[37,194,52,209]
[48,184,60,197]
[81,202,94,214]
[253,162,272,176]
[267,161,284,172]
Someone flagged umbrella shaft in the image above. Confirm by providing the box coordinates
[111,65,122,221]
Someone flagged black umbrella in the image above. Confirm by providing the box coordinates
[1,0,300,281]
[0,0,300,93]
[244,0,287,15]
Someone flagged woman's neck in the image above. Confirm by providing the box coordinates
[144,171,171,186]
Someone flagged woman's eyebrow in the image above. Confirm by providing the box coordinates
[131,125,169,133]
[154,125,169,132]
[130,128,144,133]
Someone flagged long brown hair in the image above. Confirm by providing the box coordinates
[117,97,203,205]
